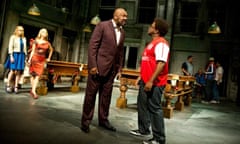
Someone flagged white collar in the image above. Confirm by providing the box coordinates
[112,19,122,30]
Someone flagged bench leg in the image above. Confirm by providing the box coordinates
[162,95,174,118]
[184,93,192,106]
[163,107,173,119]
[36,79,48,95]
[175,94,184,111]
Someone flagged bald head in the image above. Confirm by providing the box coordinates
[113,8,127,17]
[113,8,128,27]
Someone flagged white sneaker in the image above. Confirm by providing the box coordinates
[210,100,217,104]
[201,100,209,104]
[4,78,8,83]
[129,129,150,137]
[142,138,160,144]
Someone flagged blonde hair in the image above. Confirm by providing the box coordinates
[36,28,48,41]
[13,25,24,37]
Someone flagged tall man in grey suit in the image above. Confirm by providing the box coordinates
[81,8,128,133]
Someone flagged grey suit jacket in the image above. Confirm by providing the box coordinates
[88,20,125,76]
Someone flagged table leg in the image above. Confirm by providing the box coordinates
[71,75,80,93]
[116,78,128,108]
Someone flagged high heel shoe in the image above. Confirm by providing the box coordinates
[6,86,13,93]
[14,87,19,94]
[30,90,38,99]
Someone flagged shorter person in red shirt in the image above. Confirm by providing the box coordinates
[129,18,169,144]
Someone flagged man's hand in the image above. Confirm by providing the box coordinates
[90,67,98,75]
[116,72,121,80]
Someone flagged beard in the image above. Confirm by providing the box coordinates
[117,19,127,26]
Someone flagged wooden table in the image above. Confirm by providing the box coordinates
[37,60,86,95]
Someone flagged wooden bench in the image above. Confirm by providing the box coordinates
[163,74,195,118]
[116,70,195,119]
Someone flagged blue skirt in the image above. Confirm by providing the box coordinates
[4,53,25,70]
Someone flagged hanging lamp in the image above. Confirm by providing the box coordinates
[208,21,221,34]
[90,15,101,25]
[28,3,40,16]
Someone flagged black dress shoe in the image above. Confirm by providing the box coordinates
[81,125,90,133]
[99,122,116,132]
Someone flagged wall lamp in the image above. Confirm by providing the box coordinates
[28,3,40,16]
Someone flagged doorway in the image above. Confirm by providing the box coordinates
[210,41,230,97]
[19,23,55,47]
[123,46,138,69]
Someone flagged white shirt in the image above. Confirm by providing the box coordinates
[154,43,169,62]
[186,61,194,76]
[215,66,224,82]
[112,20,121,45]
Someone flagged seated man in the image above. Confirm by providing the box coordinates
[194,68,206,101]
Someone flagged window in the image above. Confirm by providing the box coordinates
[40,0,52,5]
[123,46,138,69]
[56,0,73,13]
[101,0,116,6]
[175,1,200,33]
[99,0,116,21]
[138,0,157,24]
[38,0,73,13]
[98,0,157,24]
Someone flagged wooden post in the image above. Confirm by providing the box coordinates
[116,78,128,108]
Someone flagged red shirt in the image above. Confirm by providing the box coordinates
[140,37,170,86]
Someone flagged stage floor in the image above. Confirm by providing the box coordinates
[0,80,240,144]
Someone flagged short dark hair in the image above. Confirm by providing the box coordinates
[187,55,193,59]
[154,18,169,36]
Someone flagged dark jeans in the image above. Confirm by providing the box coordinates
[212,80,220,101]
[137,80,151,134]
[193,85,206,101]
[237,77,240,106]
[137,80,166,143]
[204,79,214,101]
